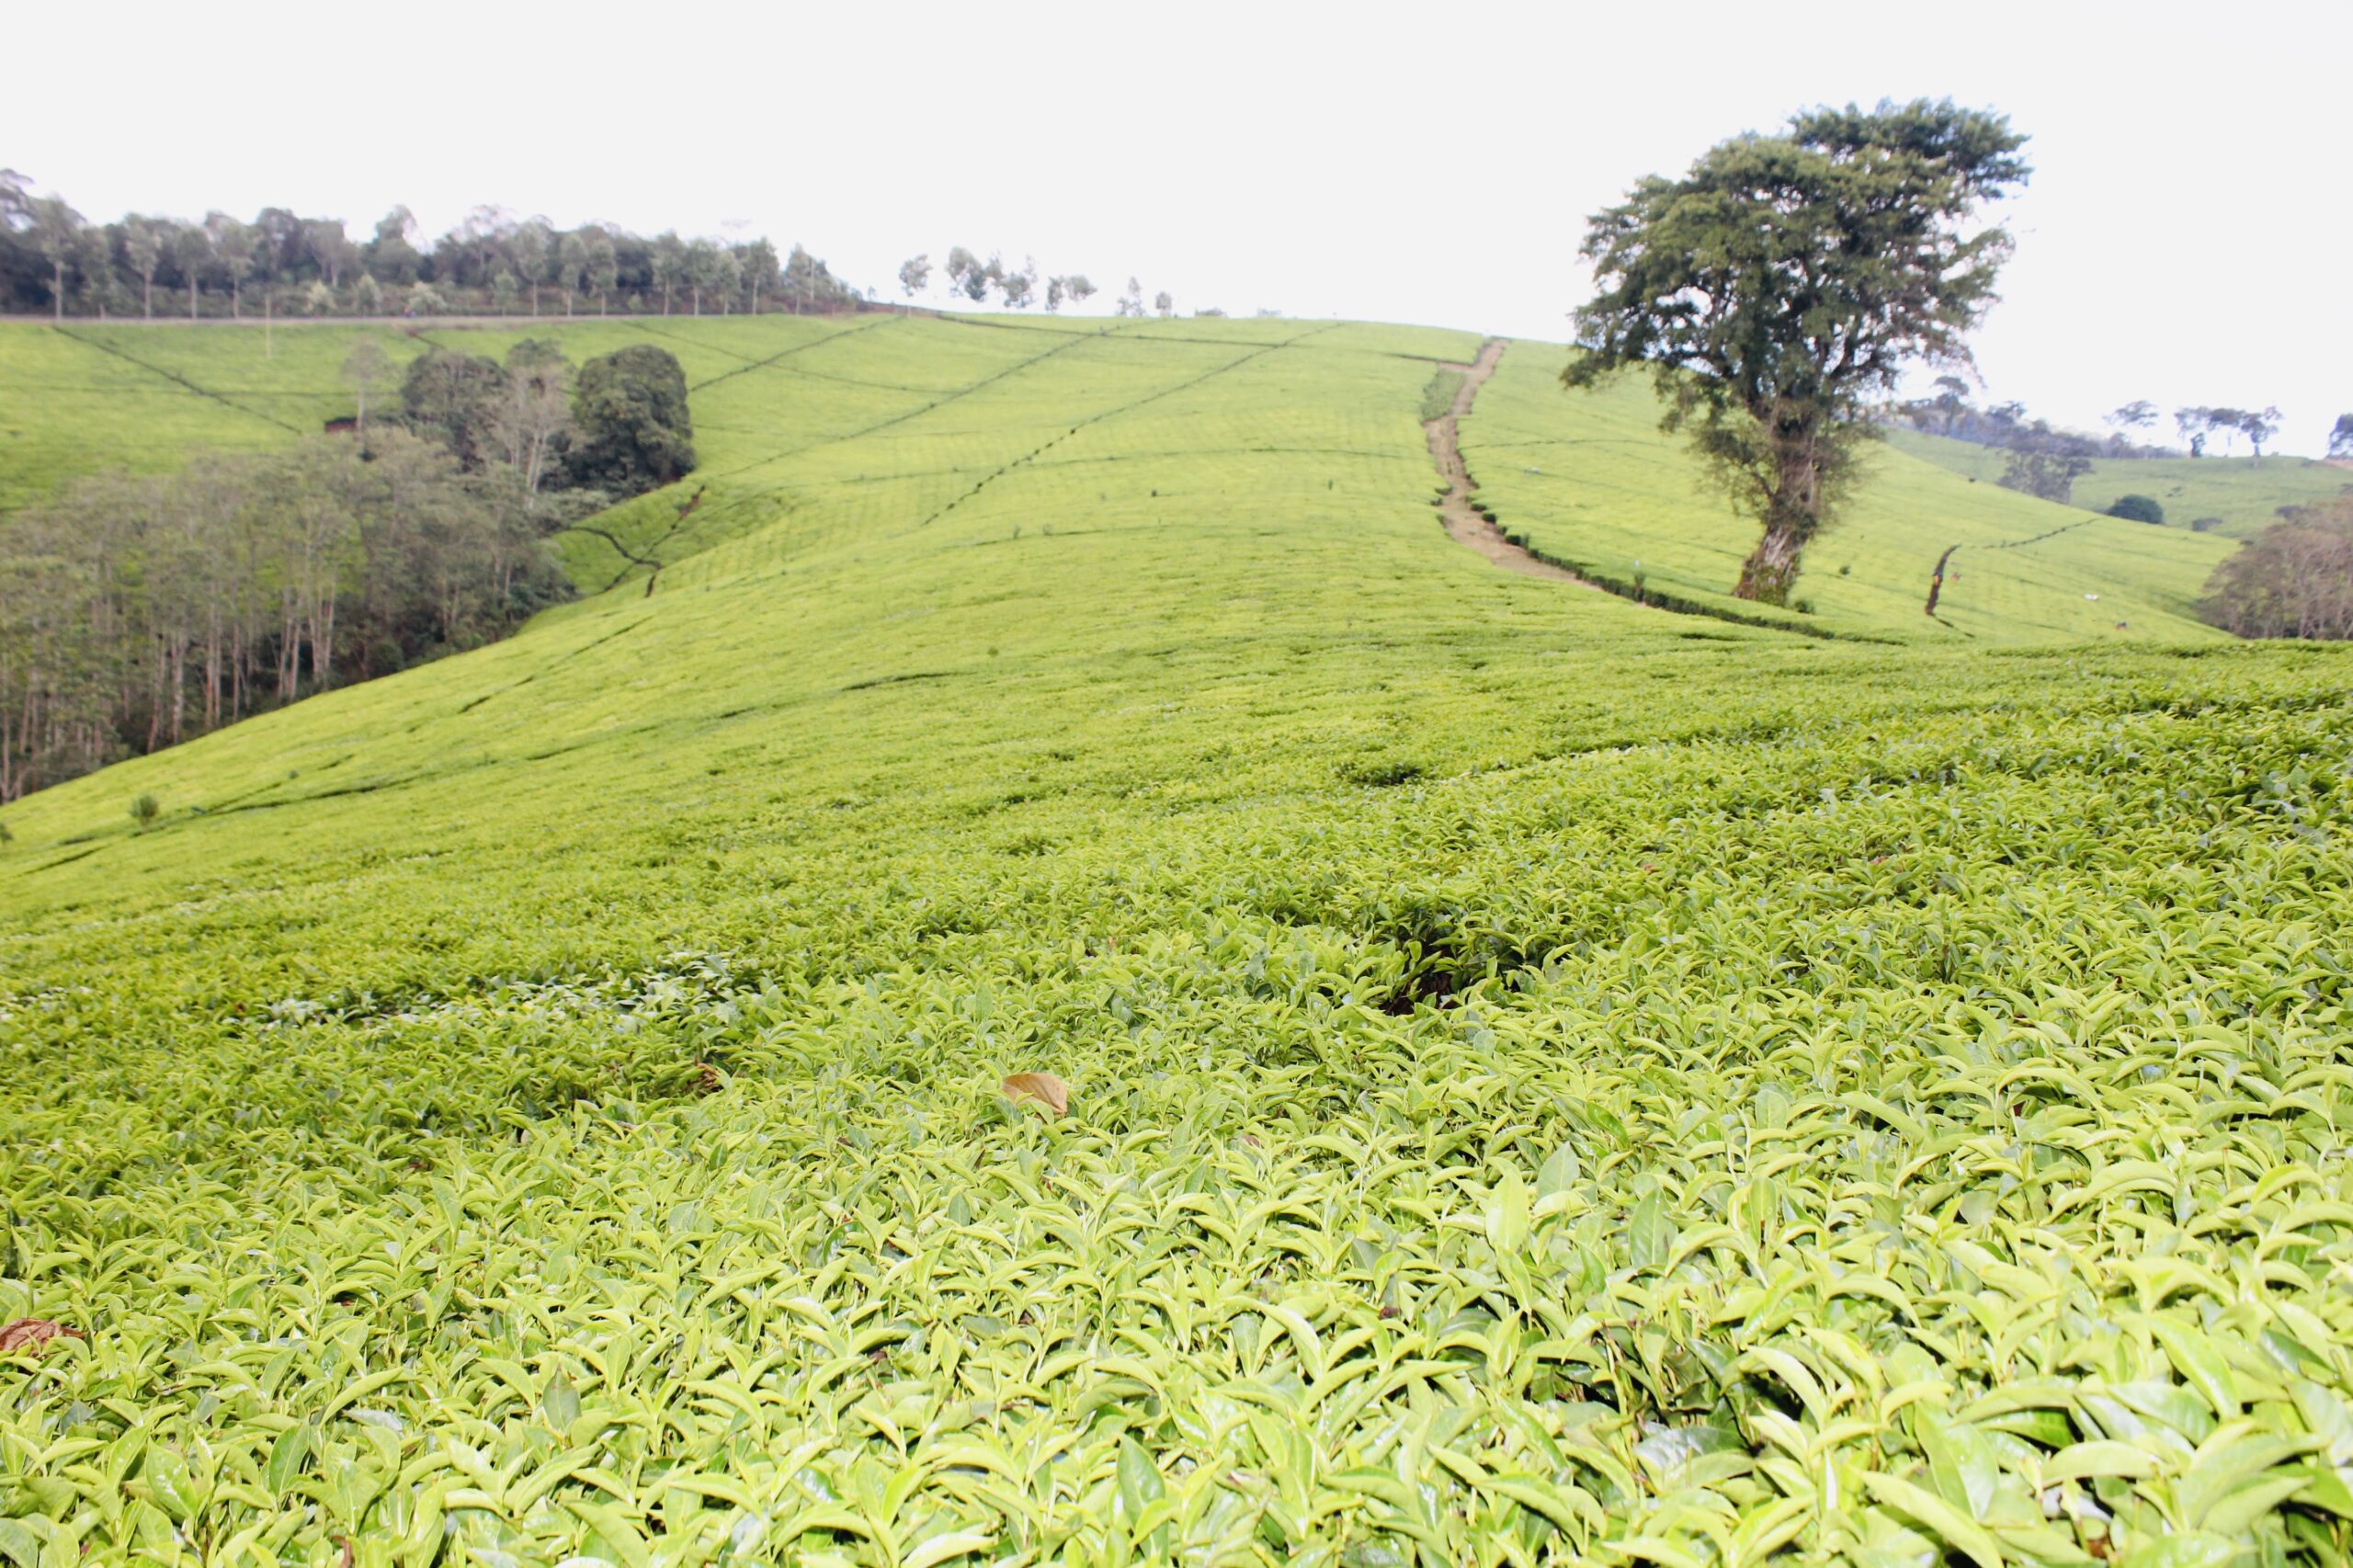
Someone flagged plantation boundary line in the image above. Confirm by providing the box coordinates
[596,325,1139,582]
[685,325,1116,506]
[672,316,894,392]
[567,319,1364,590]
[1986,517,2096,552]
[562,523,665,590]
[939,312,1425,358]
[50,325,303,435]
[911,322,1342,531]
[1923,516,2098,619]
[723,325,1114,472]
[454,614,655,716]
[710,360,934,397]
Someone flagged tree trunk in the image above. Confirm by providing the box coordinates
[51,261,64,324]
[1734,520,1806,604]
[314,594,335,688]
[145,637,165,752]
[1732,423,1826,606]
[281,596,300,699]
[1925,544,1960,617]
[190,278,199,319]
[143,276,153,318]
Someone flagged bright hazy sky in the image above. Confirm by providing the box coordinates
[10,0,2347,451]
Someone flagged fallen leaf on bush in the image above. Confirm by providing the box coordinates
[0,1318,82,1355]
[1001,1072,1068,1118]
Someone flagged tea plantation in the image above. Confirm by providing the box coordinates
[1883,430,2351,541]
[4,315,2352,1567]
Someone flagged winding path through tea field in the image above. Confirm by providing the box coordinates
[1425,336,1598,586]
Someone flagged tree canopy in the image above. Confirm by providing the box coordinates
[567,346,695,495]
[0,176,860,320]
[1565,99,2030,603]
[2203,495,2353,640]
[0,433,569,799]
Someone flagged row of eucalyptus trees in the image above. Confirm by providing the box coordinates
[0,171,861,321]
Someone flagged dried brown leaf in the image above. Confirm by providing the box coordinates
[0,1318,82,1356]
[1001,1072,1069,1118]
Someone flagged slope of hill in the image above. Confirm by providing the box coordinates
[5,315,2353,1565]
[1886,426,2353,538]
[3,317,2264,645]
[1462,347,2239,642]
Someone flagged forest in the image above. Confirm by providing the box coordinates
[0,171,862,321]
[0,338,693,800]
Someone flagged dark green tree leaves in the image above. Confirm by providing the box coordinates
[567,345,695,498]
[1565,99,2029,604]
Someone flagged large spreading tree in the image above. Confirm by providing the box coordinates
[1566,99,2031,603]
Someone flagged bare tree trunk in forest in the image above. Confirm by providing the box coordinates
[281,595,301,699]
[313,594,335,688]
[145,637,164,752]
[203,615,220,729]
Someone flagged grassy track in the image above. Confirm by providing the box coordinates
[5,316,2353,1565]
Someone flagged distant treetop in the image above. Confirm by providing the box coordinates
[0,175,861,321]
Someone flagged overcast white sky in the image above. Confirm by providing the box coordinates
[9,0,2347,449]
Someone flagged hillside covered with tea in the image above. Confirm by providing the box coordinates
[3,311,2350,1568]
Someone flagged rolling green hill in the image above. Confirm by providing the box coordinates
[5,315,2353,1566]
[0,318,2261,643]
[1463,351,2239,641]
[1886,426,2353,539]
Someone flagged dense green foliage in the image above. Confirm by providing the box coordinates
[0,171,858,322]
[567,346,696,496]
[1997,449,2094,505]
[4,312,2353,1564]
[2108,494,2165,525]
[2201,496,2353,640]
[0,430,569,799]
[1566,100,2029,604]
[400,349,512,472]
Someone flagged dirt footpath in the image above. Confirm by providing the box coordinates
[1424,338,1601,588]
